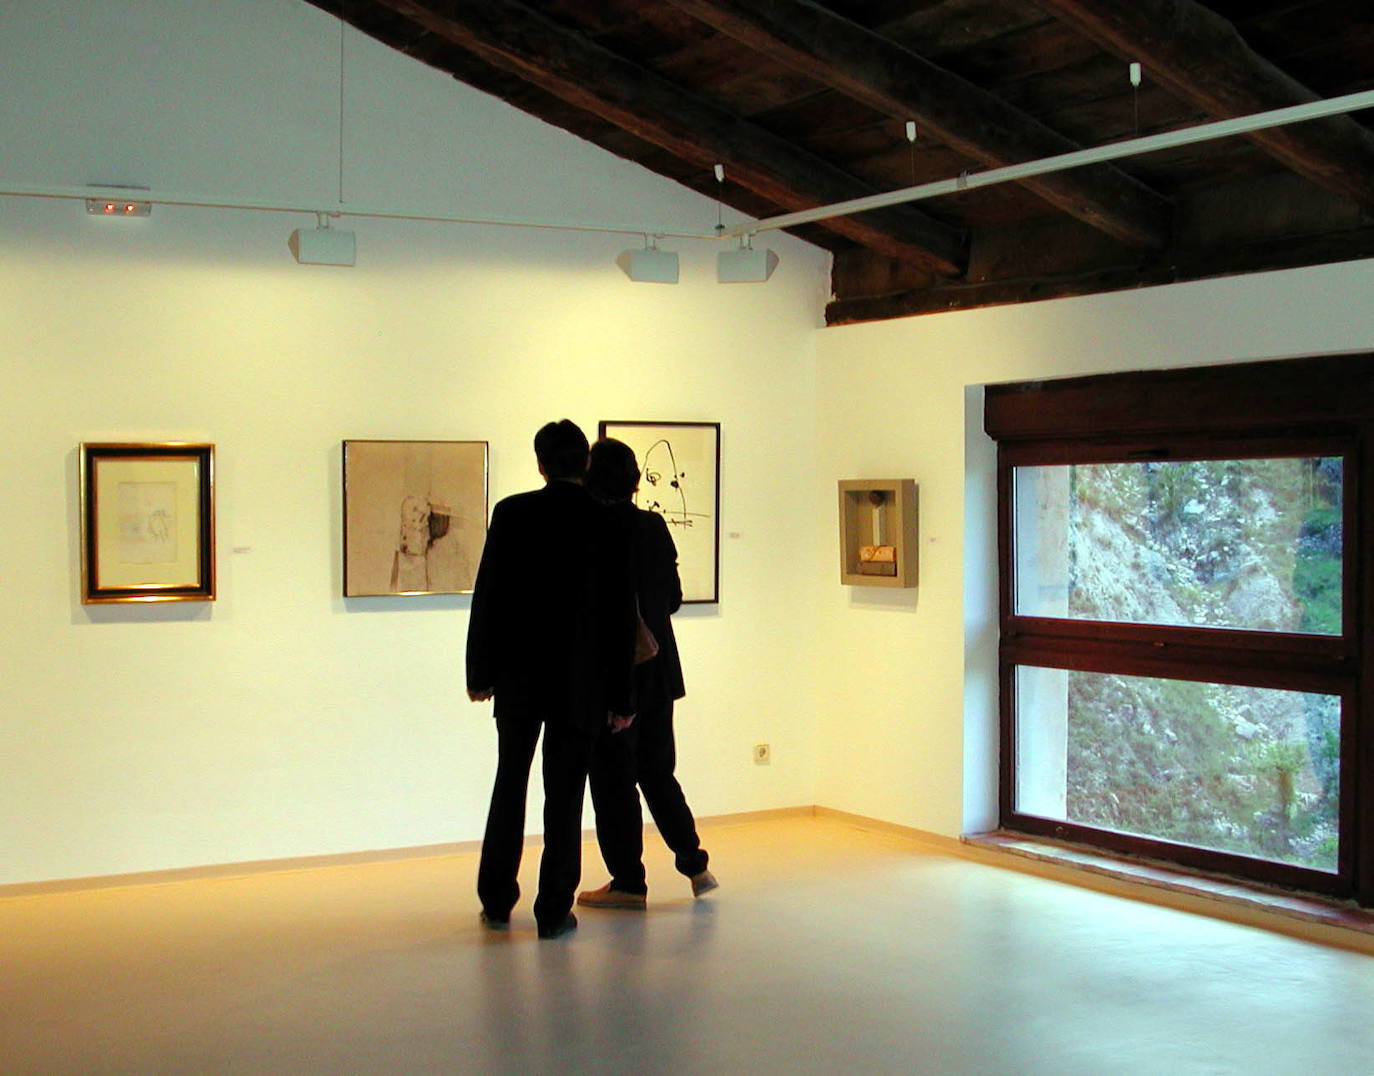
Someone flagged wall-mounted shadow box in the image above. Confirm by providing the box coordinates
[838,479,918,587]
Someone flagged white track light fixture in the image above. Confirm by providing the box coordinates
[717,235,778,283]
[290,212,356,266]
[617,236,679,283]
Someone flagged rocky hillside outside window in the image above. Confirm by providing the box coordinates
[985,356,1372,904]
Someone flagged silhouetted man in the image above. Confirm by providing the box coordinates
[466,419,636,939]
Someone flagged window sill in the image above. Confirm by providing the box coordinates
[963,831,1374,952]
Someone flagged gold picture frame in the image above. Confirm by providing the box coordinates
[80,443,216,604]
[838,479,918,588]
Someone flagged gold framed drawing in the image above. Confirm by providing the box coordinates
[80,442,216,604]
[342,440,489,597]
[599,420,720,604]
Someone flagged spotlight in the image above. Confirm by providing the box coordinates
[290,214,356,266]
[717,237,778,283]
[617,239,679,283]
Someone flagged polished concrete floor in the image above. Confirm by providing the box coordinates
[3,815,1373,1075]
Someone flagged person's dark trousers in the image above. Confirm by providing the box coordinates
[589,720,648,894]
[477,711,541,919]
[590,699,707,890]
[638,700,708,878]
[532,718,595,928]
[478,708,596,928]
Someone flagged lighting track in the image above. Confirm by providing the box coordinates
[5,88,1373,248]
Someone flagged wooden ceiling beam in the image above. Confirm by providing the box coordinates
[372,0,968,274]
[828,220,1374,324]
[664,0,1172,249]
[1035,0,1374,211]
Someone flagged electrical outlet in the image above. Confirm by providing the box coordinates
[753,743,770,765]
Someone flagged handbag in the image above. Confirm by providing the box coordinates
[633,602,659,665]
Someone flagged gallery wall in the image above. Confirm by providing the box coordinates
[0,0,830,886]
[812,257,1374,840]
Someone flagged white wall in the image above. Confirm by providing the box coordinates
[0,0,829,885]
[813,260,1374,839]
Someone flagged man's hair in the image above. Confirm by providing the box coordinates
[585,438,641,504]
[534,419,590,481]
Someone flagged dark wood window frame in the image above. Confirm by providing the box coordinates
[985,354,1374,906]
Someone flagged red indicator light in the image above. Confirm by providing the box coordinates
[87,197,150,217]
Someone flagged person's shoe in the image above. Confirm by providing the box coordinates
[479,910,510,930]
[537,913,578,940]
[577,883,647,910]
[690,870,719,897]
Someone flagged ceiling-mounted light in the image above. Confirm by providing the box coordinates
[717,235,778,283]
[85,198,151,217]
[290,212,356,266]
[617,236,679,283]
[85,184,152,218]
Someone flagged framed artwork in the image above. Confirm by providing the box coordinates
[837,479,919,588]
[80,442,216,604]
[599,420,720,604]
[343,440,489,597]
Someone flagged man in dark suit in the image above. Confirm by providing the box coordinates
[576,438,715,910]
[466,420,636,939]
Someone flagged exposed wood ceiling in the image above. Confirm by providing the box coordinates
[307,0,1374,324]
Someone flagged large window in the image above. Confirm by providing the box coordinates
[987,356,1371,903]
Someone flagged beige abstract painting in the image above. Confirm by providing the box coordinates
[343,441,488,596]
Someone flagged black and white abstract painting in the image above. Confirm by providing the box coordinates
[599,421,720,604]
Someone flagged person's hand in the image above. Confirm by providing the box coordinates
[468,688,494,702]
[608,712,635,733]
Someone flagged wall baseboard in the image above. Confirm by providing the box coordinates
[9,805,1369,956]
[0,840,481,900]
[0,804,819,901]
[811,806,962,852]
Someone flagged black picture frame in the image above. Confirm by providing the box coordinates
[599,420,721,604]
[80,442,216,604]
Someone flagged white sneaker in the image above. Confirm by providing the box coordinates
[690,870,719,897]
